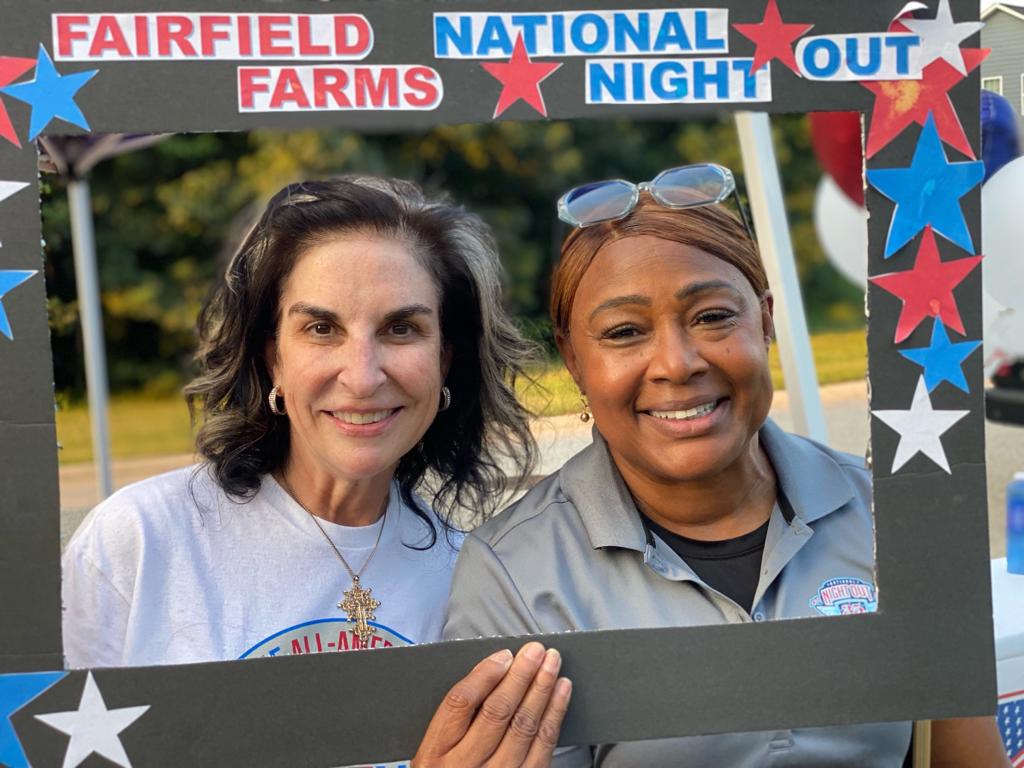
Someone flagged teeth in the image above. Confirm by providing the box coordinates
[333,409,394,425]
[649,401,717,420]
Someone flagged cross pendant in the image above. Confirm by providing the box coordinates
[338,577,381,645]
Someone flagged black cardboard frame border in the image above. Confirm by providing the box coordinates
[0,1,993,765]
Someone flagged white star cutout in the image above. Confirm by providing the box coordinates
[901,0,984,75]
[0,180,28,248]
[0,180,28,205]
[872,376,969,473]
[35,673,149,768]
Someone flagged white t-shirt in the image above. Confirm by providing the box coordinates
[62,465,461,669]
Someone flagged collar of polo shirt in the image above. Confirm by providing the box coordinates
[560,418,858,552]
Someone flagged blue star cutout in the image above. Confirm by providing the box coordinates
[0,45,97,140]
[0,269,37,340]
[866,113,984,258]
[0,671,67,768]
[899,318,981,393]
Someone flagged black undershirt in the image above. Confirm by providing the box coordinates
[642,514,770,612]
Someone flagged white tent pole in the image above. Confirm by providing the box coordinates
[67,178,113,499]
[734,111,829,444]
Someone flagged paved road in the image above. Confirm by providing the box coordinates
[59,380,1023,557]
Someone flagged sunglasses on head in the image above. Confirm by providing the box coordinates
[556,163,754,240]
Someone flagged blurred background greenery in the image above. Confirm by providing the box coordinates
[44,116,865,397]
[45,116,866,461]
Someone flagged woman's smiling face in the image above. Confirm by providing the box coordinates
[558,234,774,487]
[268,233,448,487]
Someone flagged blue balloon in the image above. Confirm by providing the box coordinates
[982,89,1021,182]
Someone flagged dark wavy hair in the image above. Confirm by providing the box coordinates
[185,177,538,544]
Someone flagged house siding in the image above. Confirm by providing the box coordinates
[981,9,1024,119]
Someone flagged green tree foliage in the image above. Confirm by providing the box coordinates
[42,116,864,397]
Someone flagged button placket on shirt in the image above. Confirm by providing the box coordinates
[767,730,796,754]
[750,510,815,612]
[645,544,756,623]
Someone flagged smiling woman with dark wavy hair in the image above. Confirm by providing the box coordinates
[186,177,536,541]
[62,176,574,768]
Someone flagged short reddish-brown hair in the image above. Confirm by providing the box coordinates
[550,197,768,336]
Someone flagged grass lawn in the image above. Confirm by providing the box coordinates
[57,329,865,465]
[57,396,196,465]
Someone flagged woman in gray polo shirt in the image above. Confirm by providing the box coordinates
[443,165,1006,767]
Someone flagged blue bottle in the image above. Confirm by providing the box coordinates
[1009,472,1024,575]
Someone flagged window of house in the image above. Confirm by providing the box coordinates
[982,76,1004,95]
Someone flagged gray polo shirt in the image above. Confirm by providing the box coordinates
[443,419,911,767]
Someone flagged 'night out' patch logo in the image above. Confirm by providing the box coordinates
[810,577,878,616]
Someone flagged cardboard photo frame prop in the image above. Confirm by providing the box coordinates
[0,0,994,765]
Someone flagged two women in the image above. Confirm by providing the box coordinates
[63,168,1001,766]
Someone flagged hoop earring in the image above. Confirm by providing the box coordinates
[438,386,451,412]
[268,385,287,416]
[579,395,591,423]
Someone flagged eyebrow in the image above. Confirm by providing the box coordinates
[287,302,338,322]
[675,279,748,306]
[382,304,435,323]
[588,294,651,323]
[286,302,435,324]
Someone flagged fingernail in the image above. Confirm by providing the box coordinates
[556,677,573,699]
[523,642,545,662]
[542,648,561,673]
[488,649,513,668]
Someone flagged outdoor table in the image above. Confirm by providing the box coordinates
[992,557,1024,765]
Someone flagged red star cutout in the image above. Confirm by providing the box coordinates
[732,0,813,75]
[862,48,989,159]
[0,57,37,148]
[480,34,562,119]
[870,226,982,343]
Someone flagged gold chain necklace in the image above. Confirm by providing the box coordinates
[279,476,386,645]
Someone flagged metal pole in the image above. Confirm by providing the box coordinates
[67,178,113,499]
[734,112,829,444]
